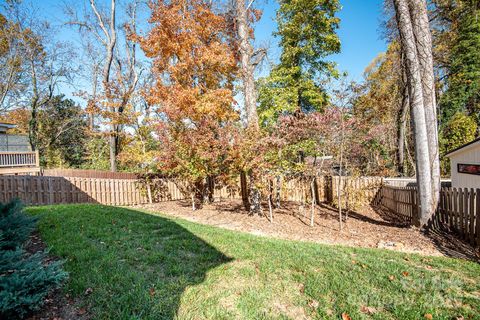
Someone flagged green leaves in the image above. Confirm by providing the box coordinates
[438,1,480,127]
[258,0,341,127]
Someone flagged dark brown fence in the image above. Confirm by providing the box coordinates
[375,185,480,246]
[437,187,480,246]
[42,168,138,179]
[373,185,418,224]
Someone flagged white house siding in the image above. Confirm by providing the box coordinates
[449,143,480,189]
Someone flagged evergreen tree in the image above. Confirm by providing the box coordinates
[0,200,36,250]
[0,200,67,319]
[258,0,341,126]
[439,10,480,127]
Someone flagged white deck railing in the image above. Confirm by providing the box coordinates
[0,151,39,168]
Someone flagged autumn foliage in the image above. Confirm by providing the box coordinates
[135,0,239,204]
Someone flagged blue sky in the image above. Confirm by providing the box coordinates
[11,0,388,98]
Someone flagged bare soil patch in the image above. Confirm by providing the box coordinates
[25,233,89,320]
[134,199,453,257]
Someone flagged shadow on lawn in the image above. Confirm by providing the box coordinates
[37,205,233,319]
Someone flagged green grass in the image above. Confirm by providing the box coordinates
[27,204,480,320]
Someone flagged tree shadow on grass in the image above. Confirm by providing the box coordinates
[33,205,232,319]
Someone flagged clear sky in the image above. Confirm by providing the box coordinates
[11,0,388,98]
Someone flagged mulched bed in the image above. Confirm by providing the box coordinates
[24,233,89,320]
[136,199,479,259]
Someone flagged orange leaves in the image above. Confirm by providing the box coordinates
[137,0,238,123]
[135,0,240,183]
[341,312,352,320]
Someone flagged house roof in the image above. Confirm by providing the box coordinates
[445,137,480,157]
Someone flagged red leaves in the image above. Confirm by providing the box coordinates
[138,1,240,187]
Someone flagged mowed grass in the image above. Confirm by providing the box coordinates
[27,204,480,320]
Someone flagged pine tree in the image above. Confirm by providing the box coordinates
[439,9,480,127]
[0,200,37,250]
[258,0,341,126]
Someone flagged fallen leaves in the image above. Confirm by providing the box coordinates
[360,305,377,315]
[149,287,156,297]
[424,313,433,319]
[308,299,319,310]
[77,308,87,315]
[402,271,409,277]
[341,312,352,320]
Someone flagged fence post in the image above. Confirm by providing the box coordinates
[476,188,480,247]
[411,188,420,226]
[469,188,475,245]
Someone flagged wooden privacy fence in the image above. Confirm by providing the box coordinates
[256,175,382,206]
[375,185,480,246]
[0,175,178,206]
[437,187,480,246]
[0,175,242,206]
[373,186,418,224]
[0,174,385,207]
[42,168,138,179]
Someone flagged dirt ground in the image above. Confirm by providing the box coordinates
[25,233,89,320]
[136,199,480,260]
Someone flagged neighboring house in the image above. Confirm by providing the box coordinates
[445,137,480,189]
[0,122,40,175]
[0,122,31,152]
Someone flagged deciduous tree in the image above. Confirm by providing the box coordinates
[393,0,440,226]
[135,0,238,209]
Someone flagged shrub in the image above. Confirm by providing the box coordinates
[0,247,68,319]
[0,200,68,319]
[0,200,37,250]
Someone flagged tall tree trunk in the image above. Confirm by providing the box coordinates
[236,0,259,128]
[409,0,441,213]
[393,0,435,226]
[240,170,250,210]
[235,0,264,214]
[397,84,408,175]
[91,0,117,172]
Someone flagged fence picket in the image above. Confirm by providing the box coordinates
[469,188,475,244]
[476,189,480,247]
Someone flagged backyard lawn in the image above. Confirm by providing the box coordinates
[28,204,480,320]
